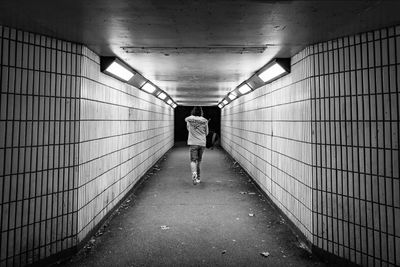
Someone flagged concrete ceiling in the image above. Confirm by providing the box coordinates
[1,0,400,106]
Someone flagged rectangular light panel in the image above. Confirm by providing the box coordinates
[167,99,173,105]
[158,92,167,100]
[228,92,237,100]
[142,83,156,93]
[258,62,286,83]
[238,84,252,94]
[222,99,228,105]
[105,61,134,81]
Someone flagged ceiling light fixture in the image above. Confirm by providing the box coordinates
[100,57,134,81]
[142,82,156,93]
[171,103,177,108]
[222,99,228,105]
[228,92,237,100]
[167,99,173,105]
[258,58,290,83]
[238,83,252,94]
[218,103,224,109]
[158,92,167,100]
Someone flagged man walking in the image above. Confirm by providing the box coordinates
[185,106,209,185]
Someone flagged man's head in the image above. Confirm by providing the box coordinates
[191,106,203,117]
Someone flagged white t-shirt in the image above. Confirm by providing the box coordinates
[185,115,209,146]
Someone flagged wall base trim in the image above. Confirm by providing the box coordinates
[311,246,360,267]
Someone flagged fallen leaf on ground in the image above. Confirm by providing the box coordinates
[160,225,170,230]
[261,252,270,257]
[222,250,227,254]
[249,213,255,217]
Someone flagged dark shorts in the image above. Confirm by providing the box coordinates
[190,145,205,162]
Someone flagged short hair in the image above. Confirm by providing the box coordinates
[191,106,203,116]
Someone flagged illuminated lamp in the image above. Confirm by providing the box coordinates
[100,57,134,82]
[238,83,252,94]
[228,92,237,100]
[142,82,156,93]
[158,92,167,100]
[258,58,290,83]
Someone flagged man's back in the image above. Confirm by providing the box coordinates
[185,115,208,146]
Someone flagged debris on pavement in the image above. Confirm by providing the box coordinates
[222,250,227,254]
[260,252,270,257]
[160,225,170,230]
[84,238,96,250]
[95,231,104,236]
[296,239,312,253]
[249,213,254,217]
[240,191,256,195]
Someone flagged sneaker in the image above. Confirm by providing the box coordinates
[196,178,201,184]
[192,172,198,185]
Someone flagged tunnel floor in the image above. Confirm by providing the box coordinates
[57,143,327,267]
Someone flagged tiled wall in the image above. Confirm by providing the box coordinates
[0,26,81,266]
[77,47,174,240]
[0,25,174,266]
[221,25,400,266]
[311,27,399,266]
[221,48,315,241]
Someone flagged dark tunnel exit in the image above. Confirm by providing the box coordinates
[174,106,221,143]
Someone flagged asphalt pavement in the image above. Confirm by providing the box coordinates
[58,143,327,267]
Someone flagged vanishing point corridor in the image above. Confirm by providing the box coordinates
[1,1,400,266]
